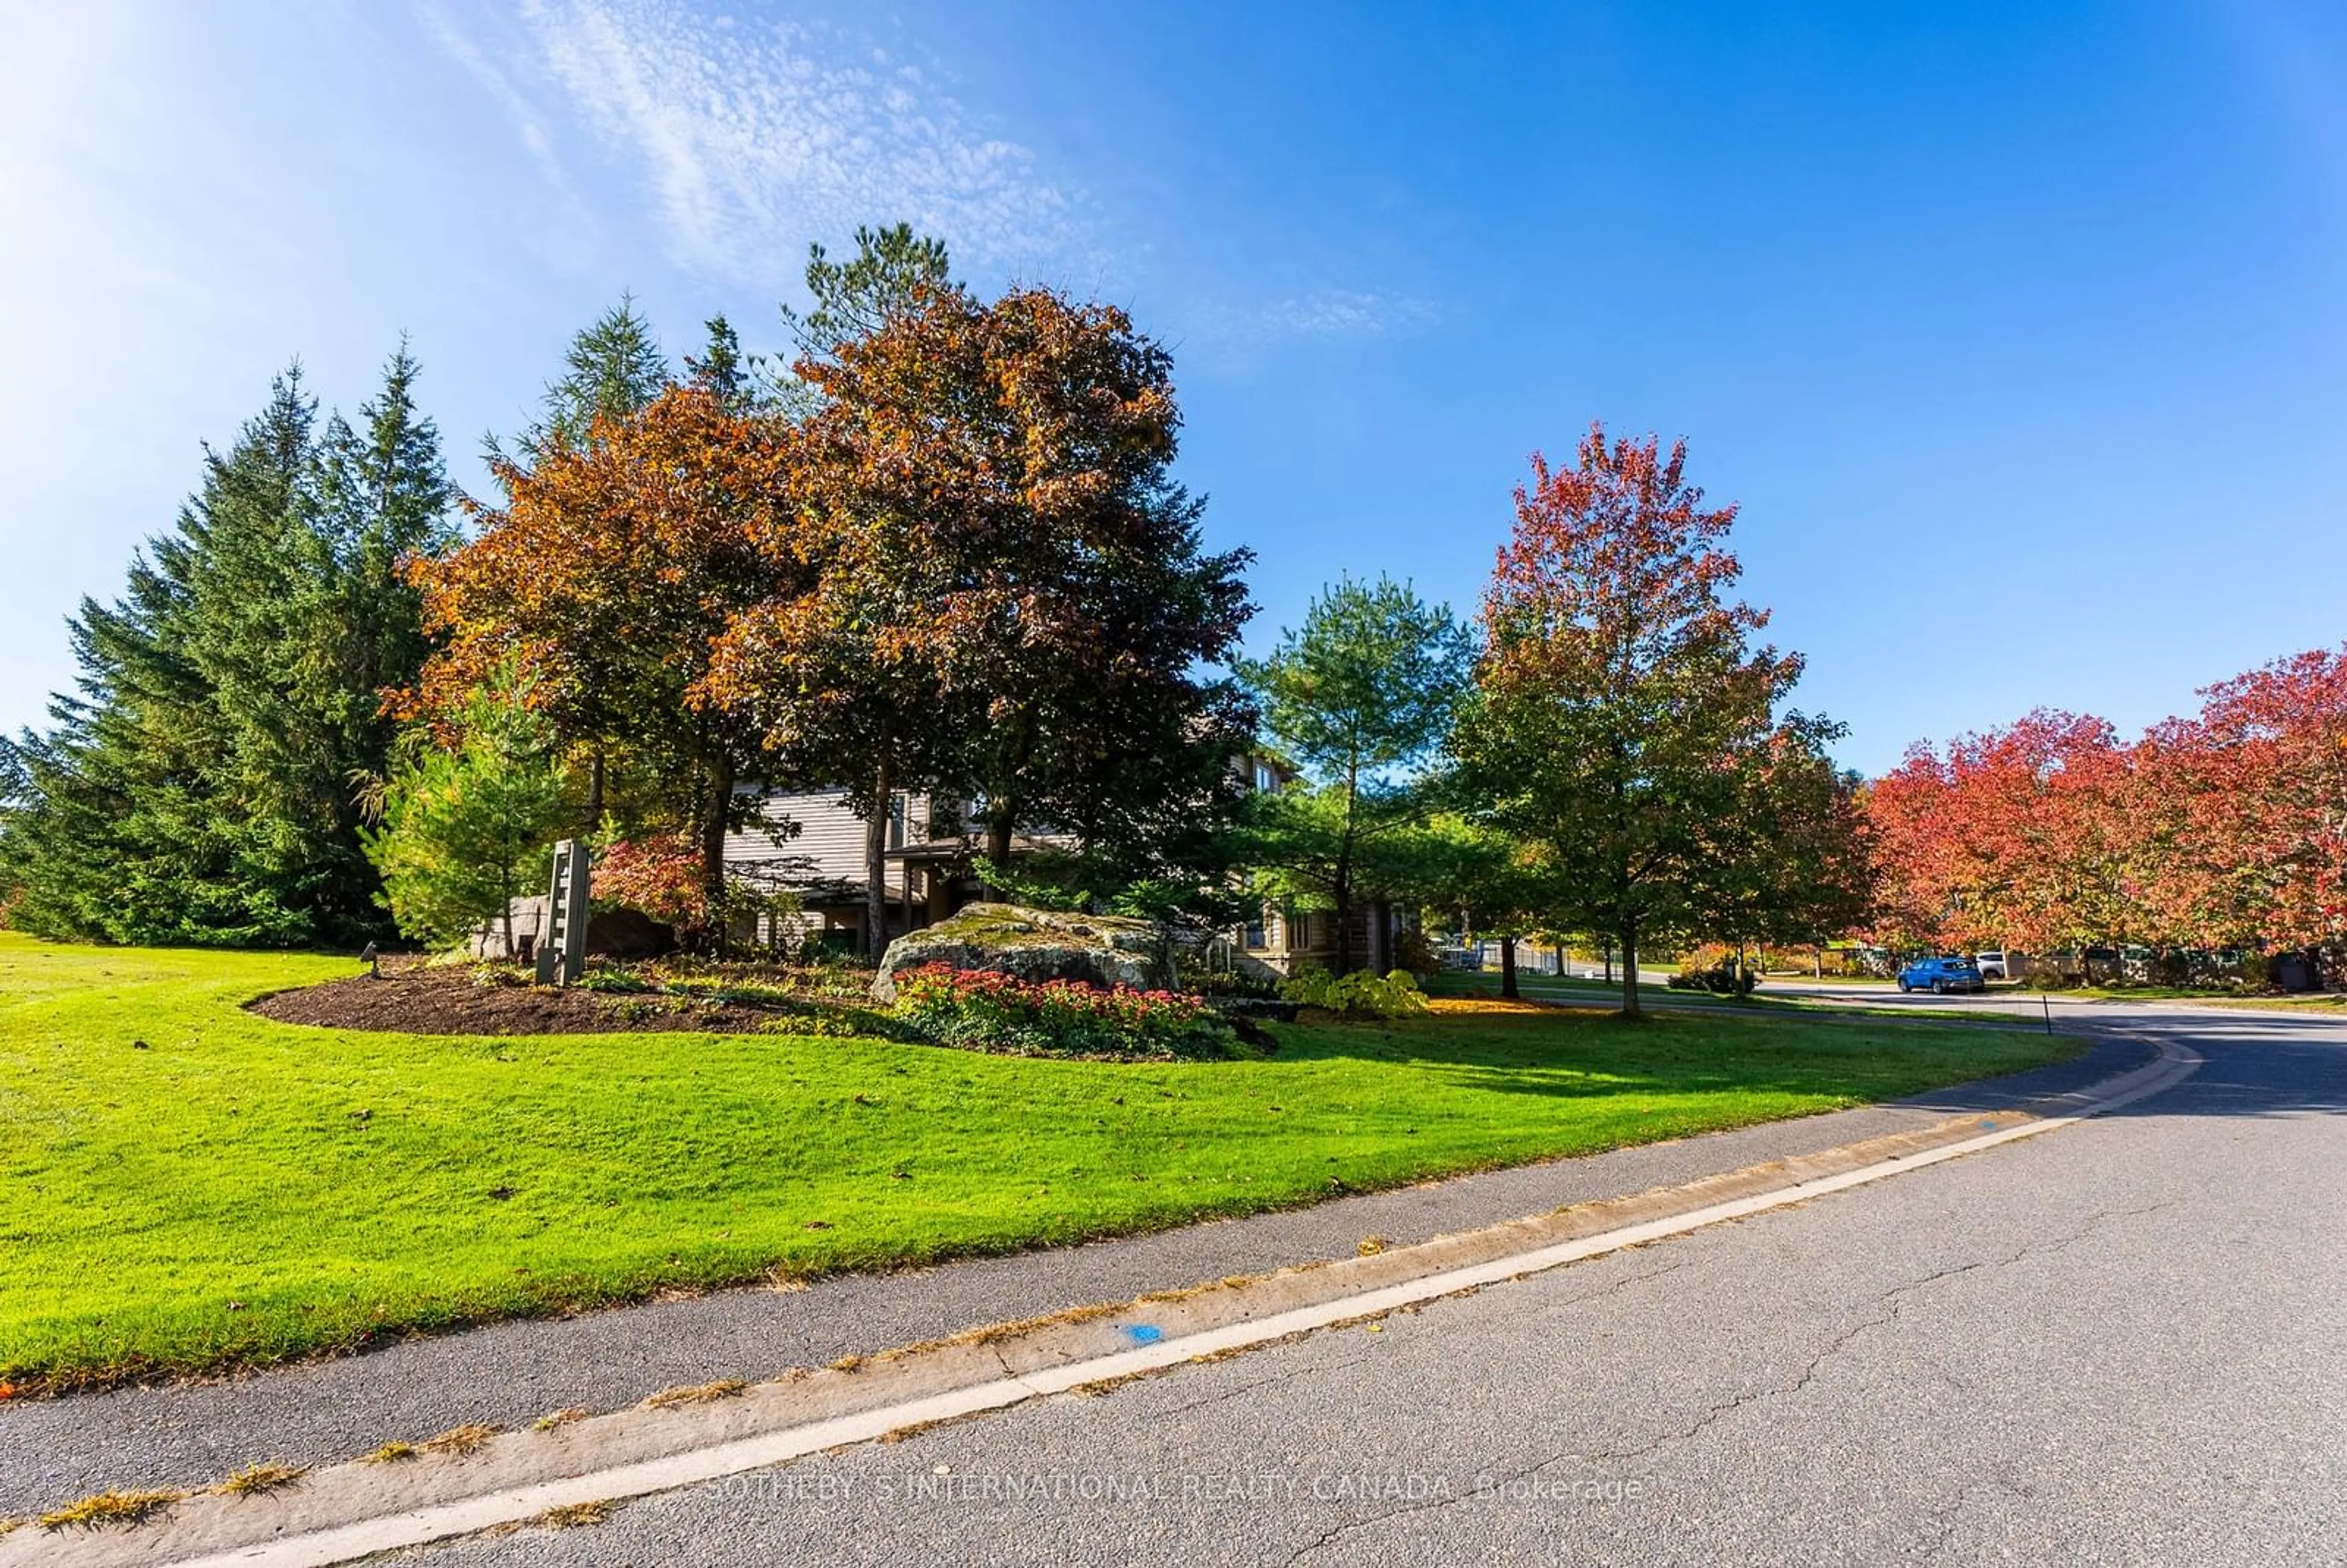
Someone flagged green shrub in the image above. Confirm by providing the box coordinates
[575,964,655,995]
[1668,961,1760,996]
[1279,968,1428,1018]
[1183,964,1283,1001]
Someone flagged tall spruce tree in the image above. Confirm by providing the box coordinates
[0,352,452,945]
[685,314,751,409]
[532,295,668,450]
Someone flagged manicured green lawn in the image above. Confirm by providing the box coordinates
[0,932,2076,1390]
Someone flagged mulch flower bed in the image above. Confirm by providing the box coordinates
[249,956,859,1036]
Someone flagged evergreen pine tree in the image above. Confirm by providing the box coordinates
[685,314,751,409]
[495,295,669,464]
[0,352,453,945]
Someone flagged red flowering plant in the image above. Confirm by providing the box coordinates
[891,964,1235,1060]
[592,831,707,929]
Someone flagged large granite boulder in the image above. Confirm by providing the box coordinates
[871,903,1174,1003]
[584,907,677,959]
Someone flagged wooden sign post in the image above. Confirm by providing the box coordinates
[534,838,592,986]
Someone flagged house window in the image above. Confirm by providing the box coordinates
[1253,760,1279,792]
[1244,906,1268,950]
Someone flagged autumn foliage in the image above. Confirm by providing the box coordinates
[1865,647,2347,969]
[405,386,792,910]
[1453,424,1867,1014]
[590,830,707,929]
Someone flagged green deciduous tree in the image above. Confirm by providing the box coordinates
[1700,721,1876,959]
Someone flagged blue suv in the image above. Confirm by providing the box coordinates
[1898,955,1986,994]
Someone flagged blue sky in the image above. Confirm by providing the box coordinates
[6,0,2343,773]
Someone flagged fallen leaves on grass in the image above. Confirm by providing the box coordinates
[1427,997,1551,1016]
[39,1490,185,1530]
[421,1424,501,1457]
[216,1462,306,1497]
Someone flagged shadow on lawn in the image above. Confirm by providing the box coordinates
[1263,1008,2076,1110]
[1282,997,2347,1122]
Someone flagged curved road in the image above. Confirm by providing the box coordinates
[380,995,2347,1567]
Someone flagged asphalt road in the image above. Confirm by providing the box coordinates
[384,1000,2347,1567]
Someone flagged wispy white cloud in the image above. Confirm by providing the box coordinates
[418,2,1430,348]
[1260,287,1439,338]
[414,1,573,196]
[446,0,1078,281]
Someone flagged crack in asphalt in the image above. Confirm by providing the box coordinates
[1274,1255,1694,1566]
[1276,1200,2179,1565]
[1151,1356,1369,1421]
[1584,1199,2179,1465]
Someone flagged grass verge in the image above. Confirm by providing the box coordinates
[2013,983,2347,1013]
[1421,970,1987,1022]
[0,932,2076,1391]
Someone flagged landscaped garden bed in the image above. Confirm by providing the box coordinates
[250,954,878,1038]
[248,952,1250,1061]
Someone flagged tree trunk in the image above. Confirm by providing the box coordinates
[699,754,735,958]
[985,808,1015,873]
[1500,935,1518,1000]
[1620,920,1642,1018]
[582,749,605,839]
[865,752,892,966]
[1333,872,1355,973]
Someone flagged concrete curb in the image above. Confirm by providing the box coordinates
[3,1031,2199,1568]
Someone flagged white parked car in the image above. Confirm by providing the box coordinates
[1974,950,2010,981]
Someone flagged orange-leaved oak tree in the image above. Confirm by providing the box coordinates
[1448,423,1819,1017]
[402,384,800,921]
